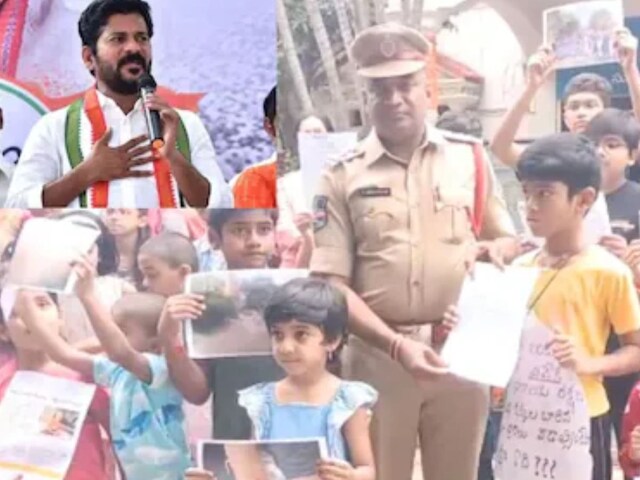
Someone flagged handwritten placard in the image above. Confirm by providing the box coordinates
[494,322,592,480]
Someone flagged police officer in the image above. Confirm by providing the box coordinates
[310,23,517,480]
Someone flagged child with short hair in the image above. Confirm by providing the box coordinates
[586,108,640,241]
[207,208,278,269]
[486,133,640,480]
[138,231,200,297]
[583,110,640,463]
[159,209,285,443]
[238,278,377,480]
[20,255,191,480]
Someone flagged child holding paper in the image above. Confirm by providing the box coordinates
[467,133,640,480]
[237,278,377,479]
[447,133,640,480]
[156,209,288,445]
[0,288,113,480]
[19,257,191,480]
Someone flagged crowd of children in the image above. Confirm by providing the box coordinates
[4,13,640,480]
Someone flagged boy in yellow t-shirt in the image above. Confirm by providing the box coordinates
[513,133,640,480]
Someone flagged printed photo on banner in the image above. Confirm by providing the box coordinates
[494,323,592,480]
[543,0,624,69]
[298,132,359,210]
[184,269,308,359]
[0,371,96,480]
[5,217,99,294]
[38,407,79,440]
[198,439,327,480]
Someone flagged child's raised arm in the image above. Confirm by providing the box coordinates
[617,29,640,122]
[18,289,93,378]
[489,46,555,168]
[73,255,152,384]
[158,293,210,405]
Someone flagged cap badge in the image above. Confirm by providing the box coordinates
[380,37,397,58]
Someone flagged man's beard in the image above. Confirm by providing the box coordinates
[95,54,152,95]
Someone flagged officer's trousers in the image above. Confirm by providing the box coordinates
[343,328,489,480]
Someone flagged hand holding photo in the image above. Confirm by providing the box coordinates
[184,269,308,359]
[5,218,100,294]
[543,0,624,69]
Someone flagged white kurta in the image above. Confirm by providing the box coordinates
[6,90,233,208]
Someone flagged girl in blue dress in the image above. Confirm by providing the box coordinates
[238,278,377,480]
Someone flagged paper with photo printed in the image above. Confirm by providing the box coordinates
[198,438,327,480]
[6,218,99,294]
[0,371,96,480]
[184,269,308,359]
[543,0,624,69]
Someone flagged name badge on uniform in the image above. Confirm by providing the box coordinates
[357,186,391,198]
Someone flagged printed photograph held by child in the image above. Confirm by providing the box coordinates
[185,269,308,359]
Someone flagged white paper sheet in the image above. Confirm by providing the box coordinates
[583,193,612,244]
[441,263,539,387]
[494,323,592,480]
[6,218,99,294]
[299,132,358,210]
[0,371,96,480]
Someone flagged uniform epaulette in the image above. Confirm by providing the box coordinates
[328,146,365,167]
[440,130,482,145]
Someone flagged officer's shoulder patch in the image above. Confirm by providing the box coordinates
[440,130,482,145]
[328,146,365,167]
[312,195,329,232]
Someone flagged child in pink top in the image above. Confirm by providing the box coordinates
[0,288,113,480]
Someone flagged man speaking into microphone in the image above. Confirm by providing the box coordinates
[6,0,232,208]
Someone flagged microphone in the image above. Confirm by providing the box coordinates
[138,73,165,149]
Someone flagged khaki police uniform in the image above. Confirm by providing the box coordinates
[310,23,516,480]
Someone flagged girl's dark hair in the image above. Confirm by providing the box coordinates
[78,0,154,54]
[57,211,119,276]
[264,278,348,348]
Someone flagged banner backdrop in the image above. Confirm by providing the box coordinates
[0,0,276,180]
